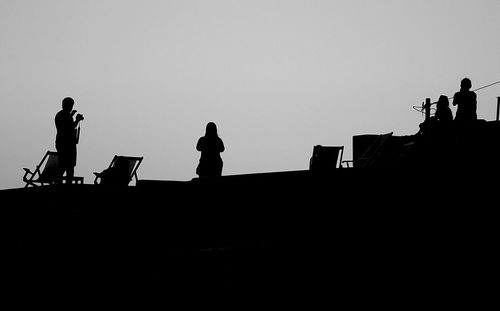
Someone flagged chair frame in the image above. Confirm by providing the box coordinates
[341,160,354,168]
[354,132,393,168]
[309,145,346,171]
[93,155,143,186]
[23,151,84,187]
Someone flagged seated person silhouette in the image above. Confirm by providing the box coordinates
[196,122,225,178]
[417,95,453,138]
[98,157,131,186]
[435,95,453,124]
[434,95,455,147]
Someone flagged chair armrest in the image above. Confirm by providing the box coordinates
[22,168,33,180]
[93,172,101,185]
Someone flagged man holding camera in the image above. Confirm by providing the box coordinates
[55,97,84,182]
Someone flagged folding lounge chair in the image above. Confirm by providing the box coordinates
[23,151,84,187]
[94,155,143,186]
[353,132,393,168]
[309,145,346,171]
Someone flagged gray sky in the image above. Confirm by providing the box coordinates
[1,0,499,189]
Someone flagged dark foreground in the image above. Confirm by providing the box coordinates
[1,168,497,305]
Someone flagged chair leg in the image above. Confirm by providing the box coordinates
[24,181,37,188]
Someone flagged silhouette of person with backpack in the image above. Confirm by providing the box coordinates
[55,97,84,182]
[196,122,225,177]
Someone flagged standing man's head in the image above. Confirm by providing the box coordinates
[460,78,472,90]
[62,97,74,112]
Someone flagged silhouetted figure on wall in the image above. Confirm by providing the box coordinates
[55,97,84,181]
[196,122,225,177]
[415,95,455,169]
[436,95,453,125]
[452,78,479,149]
[417,95,453,137]
[453,78,477,122]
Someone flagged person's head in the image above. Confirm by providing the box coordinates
[205,122,218,137]
[62,97,74,111]
[460,78,472,90]
[437,95,449,109]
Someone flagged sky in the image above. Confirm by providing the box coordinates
[1,0,499,190]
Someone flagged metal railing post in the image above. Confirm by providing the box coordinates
[496,97,500,121]
[425,98,431,121]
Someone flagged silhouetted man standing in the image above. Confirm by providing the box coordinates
[55,97,84,181]
[453,78,477,122]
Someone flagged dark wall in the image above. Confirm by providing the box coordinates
[2,166,497,302]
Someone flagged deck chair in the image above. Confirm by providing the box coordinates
[353,132,393,168]
[309,145,345,172]
[23,151,84,187]
[94,155,143,186]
